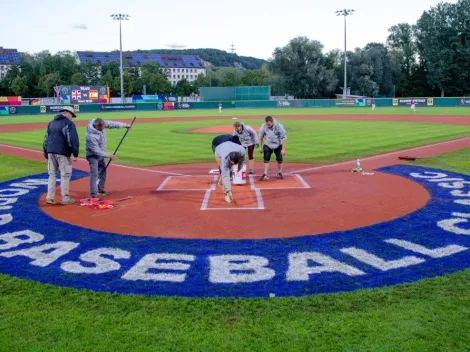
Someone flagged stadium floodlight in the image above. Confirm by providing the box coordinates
[335,9,355,99]
[111,14,130,103]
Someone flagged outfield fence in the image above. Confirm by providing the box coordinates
[2,97,470,116]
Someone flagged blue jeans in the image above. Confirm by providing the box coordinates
[87,156,106,197]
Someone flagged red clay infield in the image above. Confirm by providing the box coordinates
[4,136,470,240]
[37,162,429,239]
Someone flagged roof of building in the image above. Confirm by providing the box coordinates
[76,51,205,68]
[0,47,20,65]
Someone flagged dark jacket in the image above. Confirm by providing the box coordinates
[43,114,80,159]
[211,134,241,148]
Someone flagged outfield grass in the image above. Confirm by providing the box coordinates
[1,119,470,166]
[0,151,469,352]
[0,107,470,125]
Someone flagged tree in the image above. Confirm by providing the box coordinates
[70,72,86,85]
[218,68,243,87]
[100,70,114,89]
[174,78,193,96]
[11,76,28,96]
[414,0,470,96]
[192,74,211,92]
[149,72,171,94]
[38,73,60,97]
[241,69,270,86]
[269,36,337,98]
[81,62,101,86]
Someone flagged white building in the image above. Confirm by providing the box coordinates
[76,51,206,86]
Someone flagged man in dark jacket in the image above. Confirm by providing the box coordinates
[211,134,240,153]
[43,106,79,205]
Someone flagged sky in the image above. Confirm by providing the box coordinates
[0,0,456,60]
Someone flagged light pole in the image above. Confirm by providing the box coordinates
[111,14,130,103]
[336,9,354,98]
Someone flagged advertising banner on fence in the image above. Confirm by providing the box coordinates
[393,98,434,106]
[0,106,9,115]
[459,98,470,106]
[39,105,77,114]
[133,95,163,103]
[59,86,109,104]
[175,102,193,110]
[336,99,356,107]
[163,95,178,103]
[99,104,136,112]
[156,102,176,110]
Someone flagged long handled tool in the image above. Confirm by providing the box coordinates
[97,117,136,186]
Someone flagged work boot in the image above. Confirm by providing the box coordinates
[61,199,75,205]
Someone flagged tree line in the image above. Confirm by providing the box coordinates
[0,0,468,99]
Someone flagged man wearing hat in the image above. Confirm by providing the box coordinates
[43,106,80,205]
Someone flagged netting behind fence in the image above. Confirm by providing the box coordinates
[200,86,270,101]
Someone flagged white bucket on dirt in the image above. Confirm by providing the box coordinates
[232,164,247,185]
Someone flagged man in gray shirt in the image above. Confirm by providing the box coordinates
[214,141,246,203]
[259,116,287,180]
[85,118,131,198]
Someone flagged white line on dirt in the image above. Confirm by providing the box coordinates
[289,137,470,174]
[156,176,173,191]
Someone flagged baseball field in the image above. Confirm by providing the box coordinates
[1,107,470,351]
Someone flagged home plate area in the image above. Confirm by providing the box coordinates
[156,173,310,210]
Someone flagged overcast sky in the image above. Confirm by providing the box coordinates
[0,0,455,60]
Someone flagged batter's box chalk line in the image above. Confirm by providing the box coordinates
[156,173,310,211]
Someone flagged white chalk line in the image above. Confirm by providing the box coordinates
[289,137,470,174]
[295,174,311,189]
[200,175,218,210]
[0,144,189,176]
[156,176,172,191]
[255,189,265,209]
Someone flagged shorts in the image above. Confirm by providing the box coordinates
[245,145,255,160]
[263,145,283,164]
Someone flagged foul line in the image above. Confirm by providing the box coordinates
[289,137,470,174]
[0,144,189,176]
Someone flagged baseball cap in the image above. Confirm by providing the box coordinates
[59,106,77,118]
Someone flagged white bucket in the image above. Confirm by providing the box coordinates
[232,164,247,185]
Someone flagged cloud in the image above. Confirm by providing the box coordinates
[72,24,88,30]
[166,43,187,49]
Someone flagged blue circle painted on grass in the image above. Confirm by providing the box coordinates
[0,165,469,298]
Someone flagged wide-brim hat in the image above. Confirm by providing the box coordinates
[59,106,77,118]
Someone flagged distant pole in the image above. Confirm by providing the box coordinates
[336,9,355,99]
[111,14,130,103]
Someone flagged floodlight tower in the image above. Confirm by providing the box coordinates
[111,13,130,103]
[335,9,355,98]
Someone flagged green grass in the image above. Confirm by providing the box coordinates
[1,119,470,166]
[0,150,469,351]
[1,106,470,125]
